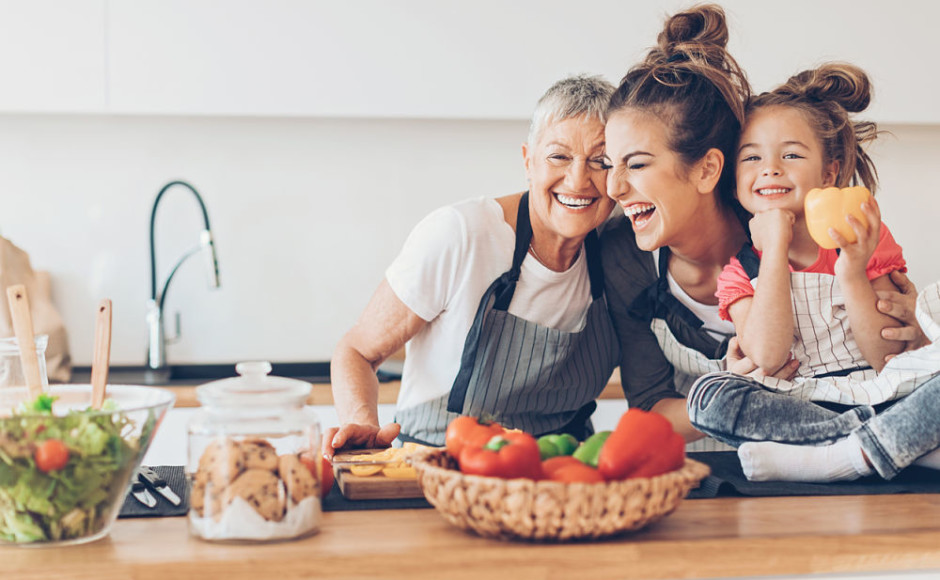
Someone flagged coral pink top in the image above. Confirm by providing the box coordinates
[717,222,906,321]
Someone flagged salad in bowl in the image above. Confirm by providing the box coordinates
[0,384,174,546]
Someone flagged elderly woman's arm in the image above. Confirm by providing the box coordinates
[325,279,428,458]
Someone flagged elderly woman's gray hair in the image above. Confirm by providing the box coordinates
[527,75,616,146]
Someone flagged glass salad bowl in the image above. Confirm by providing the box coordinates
[0,384,175,546]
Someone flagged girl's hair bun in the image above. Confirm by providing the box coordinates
[788,63,872,114]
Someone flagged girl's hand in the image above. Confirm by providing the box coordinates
[749,209,794,253]
[877,270,931,359]
[726,337,801,380]
[832,199,881,277]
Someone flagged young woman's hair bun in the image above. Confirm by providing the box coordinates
[657,3,730,57]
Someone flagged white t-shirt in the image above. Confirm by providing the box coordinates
[386,197,592,411]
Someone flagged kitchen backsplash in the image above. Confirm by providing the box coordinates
[1,115,938,366]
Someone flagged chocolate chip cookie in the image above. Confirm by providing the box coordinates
[278,453,317,504]
[241,438,279,472]
[222,469,286,522]
[198,438,245,487]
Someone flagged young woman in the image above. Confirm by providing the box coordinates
[600,4,930,462]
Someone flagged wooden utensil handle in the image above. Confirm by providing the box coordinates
[90,299,112,409]
[6,284,43,400]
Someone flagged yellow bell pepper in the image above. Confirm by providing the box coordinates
[804,186,872,249]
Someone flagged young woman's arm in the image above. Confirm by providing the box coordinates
[732,210,796,373]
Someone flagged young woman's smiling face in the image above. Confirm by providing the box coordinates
[604,109,706,251]
[736,105,838,218]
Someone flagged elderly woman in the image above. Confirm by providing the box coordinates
[326,75,619,454]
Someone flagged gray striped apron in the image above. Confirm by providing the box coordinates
[734,243,940,405]
[395,193,619,446]
[629,246,730,384]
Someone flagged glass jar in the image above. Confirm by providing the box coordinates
[0,335,49,408]
[186,361,322,543]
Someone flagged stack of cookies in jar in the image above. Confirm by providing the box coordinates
[189,437,322,542]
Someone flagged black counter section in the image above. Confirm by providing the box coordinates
[70,361,402,386]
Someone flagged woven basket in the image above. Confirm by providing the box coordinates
[410,448,710,541]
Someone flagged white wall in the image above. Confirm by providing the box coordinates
[2,117,938,366]
[0,115,526,364]
[1,1,939,366]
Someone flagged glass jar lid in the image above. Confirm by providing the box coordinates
[196,361,311,408]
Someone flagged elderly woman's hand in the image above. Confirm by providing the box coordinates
[726,336,800,380]
[877,270,931,360]
[321,422,402,460]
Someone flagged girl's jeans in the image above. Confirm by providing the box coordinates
[687,371,940,479]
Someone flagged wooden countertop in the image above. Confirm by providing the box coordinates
[7,494,940,579]
[152,372,627,408]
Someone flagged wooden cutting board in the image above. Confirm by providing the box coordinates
[333,448,425,500]
[334,470,424,500]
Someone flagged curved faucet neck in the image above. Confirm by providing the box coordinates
[149,180,213,303]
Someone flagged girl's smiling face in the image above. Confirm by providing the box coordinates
[604,109,711,252]
[736,105,839,219]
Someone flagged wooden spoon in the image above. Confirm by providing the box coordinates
[5,284,43,400]
[90,299,112,410]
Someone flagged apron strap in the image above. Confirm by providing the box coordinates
[628,246,704,328]
[492,192,534,310]
[736,242,761,280]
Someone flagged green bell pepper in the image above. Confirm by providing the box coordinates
[572,431,611,468]
[536,433,579,460]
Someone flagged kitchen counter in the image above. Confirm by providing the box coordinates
[6,493,940,579]
[70,367,627,407]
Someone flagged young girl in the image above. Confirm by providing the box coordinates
[700,62,940,481]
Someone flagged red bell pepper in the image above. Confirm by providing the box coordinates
[445,416,505,459]
[597,409,685,480]
[458,432,543,480]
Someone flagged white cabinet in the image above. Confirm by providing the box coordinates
[103,0,940,124]
[2,1,940,123]
[105,0,584,119]
[0,0,106,113]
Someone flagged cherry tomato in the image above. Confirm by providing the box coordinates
[444,416,504,459]
[35,439,70,472]
[300,451,335,498]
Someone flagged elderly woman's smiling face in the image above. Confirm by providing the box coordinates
[523,115,613,242]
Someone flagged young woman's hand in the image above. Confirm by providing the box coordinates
[877,270,931,359]
[749,209,794,254]
[832,199,881,278]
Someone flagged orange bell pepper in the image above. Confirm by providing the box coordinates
[804,186,871,249]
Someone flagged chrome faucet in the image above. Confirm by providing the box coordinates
[145,180,220,384]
